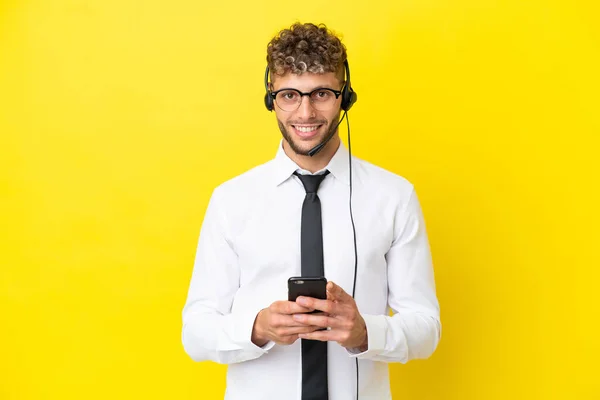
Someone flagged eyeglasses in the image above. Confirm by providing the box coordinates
[269,87,342,112]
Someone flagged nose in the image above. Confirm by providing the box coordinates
[296,95,315,119]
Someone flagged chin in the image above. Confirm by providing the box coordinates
[287,132,327,155]
[286,140,314,156]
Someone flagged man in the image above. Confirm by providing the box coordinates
[181,22,441,400]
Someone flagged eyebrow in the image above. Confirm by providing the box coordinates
[273,85,340,92]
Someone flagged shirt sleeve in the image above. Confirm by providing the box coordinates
[347,186,441,363]
[181,187,275,364]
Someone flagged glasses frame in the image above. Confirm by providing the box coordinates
[268,87,343,112]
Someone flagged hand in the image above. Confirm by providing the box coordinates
[251,301,323,347]
[292,281,368,350]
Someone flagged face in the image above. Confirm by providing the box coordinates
[271,72,343,156]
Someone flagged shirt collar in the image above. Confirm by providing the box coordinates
[271,139,350,186]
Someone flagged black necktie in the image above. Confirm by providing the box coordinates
[294,170,330,400]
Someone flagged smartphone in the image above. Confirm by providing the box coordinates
[288,276,327,314]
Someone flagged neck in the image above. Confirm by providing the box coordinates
[283,135,340,173]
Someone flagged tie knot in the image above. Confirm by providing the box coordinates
[294,170,330,194]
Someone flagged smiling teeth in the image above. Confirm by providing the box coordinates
[295,126,319,133]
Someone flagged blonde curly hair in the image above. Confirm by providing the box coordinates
[266,22,347,82]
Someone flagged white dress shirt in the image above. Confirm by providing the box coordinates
[181,140,441,400]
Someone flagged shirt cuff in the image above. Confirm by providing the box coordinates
[230,306,275,353]
[346,314,387,358]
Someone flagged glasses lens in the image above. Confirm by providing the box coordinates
[310,89,337,110]
[275,90,301,111]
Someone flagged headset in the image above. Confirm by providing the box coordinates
[264,59,361,400]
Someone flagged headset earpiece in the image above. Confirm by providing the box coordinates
[264,92,274,111]
[340,59,357,111]
[264,66,274,111]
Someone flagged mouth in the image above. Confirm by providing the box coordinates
[291,124,324,138]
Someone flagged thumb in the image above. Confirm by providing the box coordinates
[327,281,351,302]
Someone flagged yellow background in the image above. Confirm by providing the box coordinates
[1,0,598,398]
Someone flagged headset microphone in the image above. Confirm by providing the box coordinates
[307,111,348,157]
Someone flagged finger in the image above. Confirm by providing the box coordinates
[271,300,314,315]
[327,289,334,301]
[292,313,345,329]
[326,281,351,302]
[279,325,324,336]
[326,281,336,300]
[276,315,322,328]
[298,329,339,342]
[296,297,339,315]
[275,334,299,346]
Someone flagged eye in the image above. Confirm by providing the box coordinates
[312,90,332,102]
[278,90,299,101]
